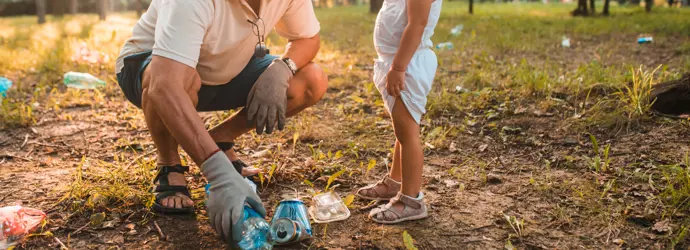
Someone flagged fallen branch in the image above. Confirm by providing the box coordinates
[153,221,165,240]
[71,222,90,235]
[54,236,68,249]
[126,149,157,168]
[20,133,29,149]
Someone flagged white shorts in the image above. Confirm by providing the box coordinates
[373,48,437,124]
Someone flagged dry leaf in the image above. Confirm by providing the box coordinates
[251,149,270,158]
[652,220,672,234]
[343,194,355,208]
[403,231,418,250]
[478,144,488,152]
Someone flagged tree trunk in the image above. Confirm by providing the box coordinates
[589,0,595,14]
[603,0,610,15]
[370,0,383,13]
[36,0,46,24]
[469,0,474,14]
[98,0,107,21]
[645,0,653,11]
[53,0,66,16]
[572,0,589,15]
[69,0,78,14]
[136,0,143,16]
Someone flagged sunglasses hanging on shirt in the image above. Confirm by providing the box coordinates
[247,18,269,58]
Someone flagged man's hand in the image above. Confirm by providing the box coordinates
[386,69,406,97]
[202,151,266,245]
[246,59,293,134]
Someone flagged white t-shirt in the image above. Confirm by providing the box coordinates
[116,0,320,86]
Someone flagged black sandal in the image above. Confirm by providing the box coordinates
[216,142,258,180]
[152,165,194,214]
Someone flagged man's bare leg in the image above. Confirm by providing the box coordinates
[208,63,328,171]
[141,58,209,210]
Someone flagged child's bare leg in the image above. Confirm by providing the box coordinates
[391,98,423,197]
[369,98,427,223]
[390,140,403,182]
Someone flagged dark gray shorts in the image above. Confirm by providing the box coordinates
[116,51,277,112]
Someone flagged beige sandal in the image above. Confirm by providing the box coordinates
[356,175,402,201]
[369,192,428,224]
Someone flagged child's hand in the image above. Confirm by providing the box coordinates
[386,69,406,97]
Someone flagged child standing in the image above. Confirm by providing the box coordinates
[356,0,442,224]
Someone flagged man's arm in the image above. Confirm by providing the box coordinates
[283,34,320,69]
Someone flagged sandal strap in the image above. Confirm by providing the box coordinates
[153,165,189,184]
[154,185,191,194]
[232,160,248,174]
[397,192,423,210]
[216,142,235,152]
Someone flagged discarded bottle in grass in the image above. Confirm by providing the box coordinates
[63,72,105,89]
[0,77,12,98]
[450,24,464,36]
[435,42,453,50]
[561,36,571,48]
[238,206,272,250]
[0,205,47,249]
[205,180,272,250]
[637,37,653,44]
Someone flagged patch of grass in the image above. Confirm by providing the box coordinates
[59,155,156,218]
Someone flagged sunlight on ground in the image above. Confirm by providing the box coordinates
[1,2,690,249]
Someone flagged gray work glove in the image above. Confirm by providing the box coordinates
[202,151,266,246]
[246,58,293,135]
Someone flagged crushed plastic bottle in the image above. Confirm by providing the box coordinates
[63,72,106,89]
[0,77,12,98]
[435,42,454,50]
[637,37,653,44]
[205,179,272,250]
[1,205,46,249]
[238,206,272,250]
[450,24,464,36]
[561,36,571,48]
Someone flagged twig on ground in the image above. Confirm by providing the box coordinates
[153,221,165,240]
[126,149,157,168]
[20,133,29,149]
[1,154,32,162]
[24,148,34,157]
[30,141,70,148]
[71,222,90,235]
[54,236,68,249]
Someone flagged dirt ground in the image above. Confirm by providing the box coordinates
[2,4,690,250]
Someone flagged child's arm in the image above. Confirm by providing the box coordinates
[387,0,434,97]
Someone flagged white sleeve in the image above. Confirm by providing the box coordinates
[152,0,214,68]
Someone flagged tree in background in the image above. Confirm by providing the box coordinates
[98,0,106,20]
[35,0,45,23]
[136,0,142,16]
[52,0,67,16]
[603,0,611,15]
[572,0,589,15]
[645,0,653,11]
[69,0,77,14]
[469,0,474,14]
[370,0,382,13]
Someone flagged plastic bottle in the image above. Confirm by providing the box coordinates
[561,36,571,48]
[0,77,12,98]
[637,37,653,44]
[435,42,454,50]
[450,25,464,36]
[238,206,272,250]
[63,72,105,89]
[205,179,272,250]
